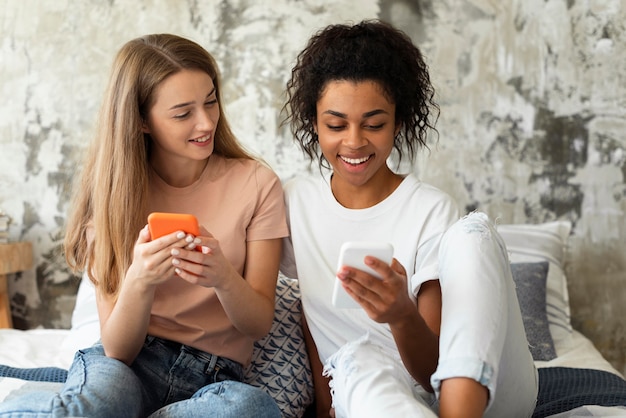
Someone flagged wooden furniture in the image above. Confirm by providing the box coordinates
[0,242,33,328]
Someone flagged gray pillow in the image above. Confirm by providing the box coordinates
[511,261,557,361]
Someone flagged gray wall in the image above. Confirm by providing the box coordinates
[1,0,625,374]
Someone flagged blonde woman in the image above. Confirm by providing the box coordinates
[0,34,285,418]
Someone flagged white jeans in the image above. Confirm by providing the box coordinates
[324,212,538,418]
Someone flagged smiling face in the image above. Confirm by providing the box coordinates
[143,69,219,184]
[315,80,402,206]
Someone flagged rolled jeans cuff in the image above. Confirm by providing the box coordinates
[431,358,495,404]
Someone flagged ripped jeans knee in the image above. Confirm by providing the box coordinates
[439,212,510,281]
[444,211,506,251]
[324,335,436,418]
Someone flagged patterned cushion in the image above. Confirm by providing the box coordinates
[510,262,557,361]
[245,274,314,418]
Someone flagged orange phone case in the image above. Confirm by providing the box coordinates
[147,212,200,239]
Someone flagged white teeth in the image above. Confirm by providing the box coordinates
[340,155,370,165]
[191,134,211,143]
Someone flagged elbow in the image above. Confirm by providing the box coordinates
[103,348,134,366]
[101,336,139,366]
[252,313,275,340]
[250,304,276,340]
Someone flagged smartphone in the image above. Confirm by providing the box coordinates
[332,241,394,309]
[147,212,200,239]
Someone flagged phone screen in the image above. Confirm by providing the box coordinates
[332,241,393,309]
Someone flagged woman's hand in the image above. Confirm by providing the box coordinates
[168,226,237,289]
[336,257,415,325]
[125,225,195,289]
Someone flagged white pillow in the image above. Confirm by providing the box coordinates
[61,273,100,354]
[496,220,573,344]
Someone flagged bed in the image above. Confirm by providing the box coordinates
[1,220,625,417]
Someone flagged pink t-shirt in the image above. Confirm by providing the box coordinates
[146,154,288,366]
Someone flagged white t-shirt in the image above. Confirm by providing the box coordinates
[281,173,460,363]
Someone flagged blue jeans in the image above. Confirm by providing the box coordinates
[0,336,281,418]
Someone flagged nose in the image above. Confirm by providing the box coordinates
[343,126,367,149]
[196,108,218,131]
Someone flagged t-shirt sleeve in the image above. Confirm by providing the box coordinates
[246,163,289,242]
[279,185,298,278]
[410,195,460,296]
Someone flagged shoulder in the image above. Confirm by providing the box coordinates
[402,174,454,199]
[252,160,282,184]
[283,173,325,197]
[220,156,281,185]
[401,174,461,217]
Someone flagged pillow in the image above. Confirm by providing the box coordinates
[510,261,556,361]
[497,221,573,345]
[245,274,314,418]
[61,273,100,354]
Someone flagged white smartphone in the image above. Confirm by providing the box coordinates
[332,241,394,309]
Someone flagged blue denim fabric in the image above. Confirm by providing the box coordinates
[0,336,281,418]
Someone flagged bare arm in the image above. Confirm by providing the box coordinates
[214,238,280,338]
[302,317,334,418]
[172,229,280,339]
[388,278,441,392]
[97,226,191,365]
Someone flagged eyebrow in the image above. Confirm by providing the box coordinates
[322,109,388,118]
[168,87,216,110]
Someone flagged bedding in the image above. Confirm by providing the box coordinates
[534,367,626,418]
[2,328,624,417]
[0,220,625,417]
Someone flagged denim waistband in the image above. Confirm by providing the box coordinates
[146,336,244,382]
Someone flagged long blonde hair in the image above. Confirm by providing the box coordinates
[64,34,253,296]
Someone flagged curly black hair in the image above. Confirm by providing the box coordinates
[283,19,439,169]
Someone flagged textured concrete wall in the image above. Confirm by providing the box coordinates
[1,0,624,374]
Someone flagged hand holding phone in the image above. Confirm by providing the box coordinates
[332,241,394,309]
[147,212,200,239]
